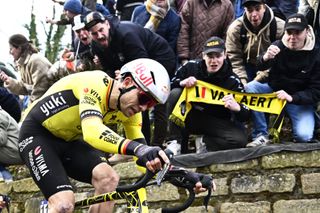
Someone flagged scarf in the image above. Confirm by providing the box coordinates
[145,0,169,31]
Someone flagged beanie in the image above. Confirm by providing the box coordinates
[64,0,82,14]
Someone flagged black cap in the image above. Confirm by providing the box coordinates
[203,36,225,54]
[242,0,264,7]
[285,13,308,31]
[84,11,106,30]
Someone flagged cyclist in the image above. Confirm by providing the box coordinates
[18,58,172,213]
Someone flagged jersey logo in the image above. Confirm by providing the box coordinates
[103,76,109,86]
[99,129,119,144]
[90,89,102,103]
[40,92,68,116]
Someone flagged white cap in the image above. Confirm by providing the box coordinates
[72,14,85,31]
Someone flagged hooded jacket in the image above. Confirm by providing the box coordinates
[258,26,320,105]
[226,5,285,81]
[171,59,250,122]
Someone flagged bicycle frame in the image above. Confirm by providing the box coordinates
[75,187,149,212]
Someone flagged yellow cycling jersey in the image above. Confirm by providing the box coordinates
[23,71,144,154]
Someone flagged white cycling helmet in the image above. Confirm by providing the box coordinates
[120,58,171,104]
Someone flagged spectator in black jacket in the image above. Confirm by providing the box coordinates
[84,11,176,150]
[245,13,320,147]
[166,36,250,154]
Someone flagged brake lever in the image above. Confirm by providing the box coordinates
[156,163,171,186]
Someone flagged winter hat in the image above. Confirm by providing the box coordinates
[64,0,82,14]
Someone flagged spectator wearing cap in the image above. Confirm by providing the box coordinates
[245,13,320,147]
[46,0,110,51]
[226,0,285,86]
[0,34,52,106]
[47,14,105,86]
[177,0,234,66]
[165,36,250,154]
[84,11,176,149]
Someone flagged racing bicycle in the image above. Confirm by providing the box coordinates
[74,161,214,213]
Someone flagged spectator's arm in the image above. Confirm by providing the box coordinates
[177,0,192,61]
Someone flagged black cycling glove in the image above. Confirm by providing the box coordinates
[134,145,163,167]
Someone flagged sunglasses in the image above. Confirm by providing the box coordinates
[138,90,158,108]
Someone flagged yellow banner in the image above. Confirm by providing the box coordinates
[170,80,286,127]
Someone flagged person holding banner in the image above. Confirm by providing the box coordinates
[166,36,251,154]
[245,13,320,147]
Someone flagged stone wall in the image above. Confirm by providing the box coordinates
[0,150,320,213]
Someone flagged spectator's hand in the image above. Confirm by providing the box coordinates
[276,90,292,102]
[61,49,74,61]
[135,145,170,173]
[179,76,197,88]
[0,71,9,82]
[76,62,85,72]
[46,17,57,24]
[222,94,241,111]
[114,70,121,80]
[263,45,281,61]
[93,55,101,67]
[240,78,247,86]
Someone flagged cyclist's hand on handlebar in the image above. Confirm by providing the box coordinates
[194,179,216,194]
[135,145,170,173]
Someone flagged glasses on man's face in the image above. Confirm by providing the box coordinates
[137,90,157,108]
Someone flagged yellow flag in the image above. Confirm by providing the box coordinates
[170,80,286,129]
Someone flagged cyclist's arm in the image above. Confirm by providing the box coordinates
[81,116,136,154]
[122,112,146,144]
[78,91,141,155]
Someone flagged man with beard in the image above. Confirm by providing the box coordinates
[84,11,176,150]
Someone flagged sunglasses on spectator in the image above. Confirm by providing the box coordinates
[137,89,158,108]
